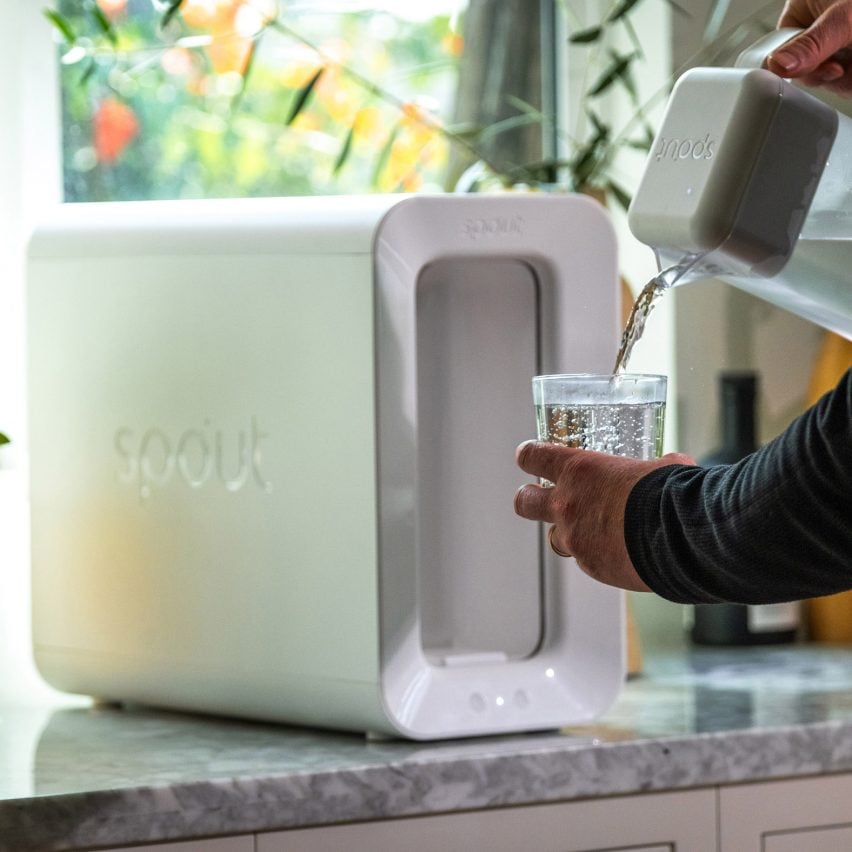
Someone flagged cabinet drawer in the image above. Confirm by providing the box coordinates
[720,772,852,850]
[258,788,716,852]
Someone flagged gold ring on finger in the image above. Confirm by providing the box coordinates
[548,525,572,558]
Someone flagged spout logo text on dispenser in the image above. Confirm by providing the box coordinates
[654,133,716,162]
[114,417,273,501]
[462,214,525,240]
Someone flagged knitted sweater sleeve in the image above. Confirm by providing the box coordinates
[624,368,852,605]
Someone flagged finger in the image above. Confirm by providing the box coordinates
[815,59,846,80]
[823,69,852,95]
[515,440,579,483]
[799,61,852,94]
[797,59,846,84]
[770,7,852,76]
[514,482,557,523]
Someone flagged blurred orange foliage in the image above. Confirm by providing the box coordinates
[93,97,139,163]
[180,0,273,74]
[379,101,447,191]
[441,32,464,57]
[96,0,127,20]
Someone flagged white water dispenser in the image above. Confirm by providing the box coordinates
[27,193,624,739]
[628,29,852,338]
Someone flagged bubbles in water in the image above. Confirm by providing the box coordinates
[536,402,666,460]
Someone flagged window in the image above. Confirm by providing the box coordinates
[55,0,559,202]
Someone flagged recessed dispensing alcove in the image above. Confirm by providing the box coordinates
[415,256,543,666]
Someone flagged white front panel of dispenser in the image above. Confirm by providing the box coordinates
[28,201,390,728]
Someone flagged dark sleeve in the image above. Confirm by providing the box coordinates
[624,367,852,605]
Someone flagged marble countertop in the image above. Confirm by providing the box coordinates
[5,645,852,851]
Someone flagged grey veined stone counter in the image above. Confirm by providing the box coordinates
[5,646,852,851]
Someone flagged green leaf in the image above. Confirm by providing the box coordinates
[333,126,355,176]
[606,180,632,212]
[80,56,97,84]
[90,3,117,45]
[43,9,76,43]
[161,0,185,30]
[505,94,545,118]
[570,125,608,189]
[625,123,656,152]
[478,112,543,143]
[443,122,484,142]
[229,38,259,115]
[569,26,602,44]
[586,51,636,97]
[371,122,400,189]
[625,136,652,151]
[587,109,608,138]
[0,432,9,446]
[606,0,643,24]
[571,147,601,189]
[621,14,644,59]
[618,62,639,102]
[286,67,324,126]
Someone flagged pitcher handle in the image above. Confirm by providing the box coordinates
[735,27,804,70]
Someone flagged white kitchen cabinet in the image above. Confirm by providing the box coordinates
[720,772,852,851]
[96,837,253,852]
[257,788,717,852]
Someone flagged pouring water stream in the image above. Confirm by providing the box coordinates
[612,253,707,374]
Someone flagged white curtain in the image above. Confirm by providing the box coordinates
[0,0,62,701]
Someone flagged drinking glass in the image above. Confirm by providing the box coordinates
[532,373,667,462]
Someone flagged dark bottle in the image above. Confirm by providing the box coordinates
[689,371,801,646]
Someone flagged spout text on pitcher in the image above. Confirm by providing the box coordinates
[654,133,716,162]
[462,215,524,240]
[114,417,272,501]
